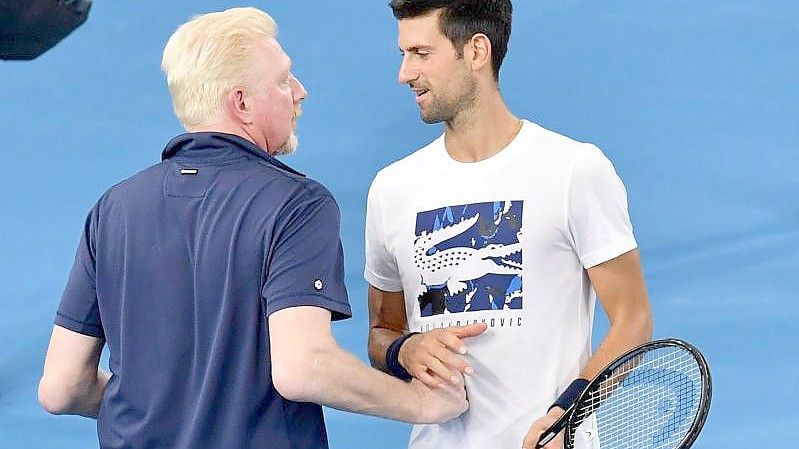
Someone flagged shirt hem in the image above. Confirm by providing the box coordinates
[364,269,403,292]
[580,237,638,269]
[267,294,352,321]
[54,313,104,338]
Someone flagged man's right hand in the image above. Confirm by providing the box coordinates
[410,373,469,423]
[398,323,487,388]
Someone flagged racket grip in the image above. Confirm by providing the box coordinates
[536,432,556,448]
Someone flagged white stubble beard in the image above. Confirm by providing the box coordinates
[273,106,302,157]
[272,131,298,156]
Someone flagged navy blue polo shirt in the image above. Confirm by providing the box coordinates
[55,132,351,449]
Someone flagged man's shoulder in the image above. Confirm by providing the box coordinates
[244,163,338,215]
[523,120,598,158]
[522,122,623,189]
[374,135,443,182]
[98,162,166,203]
[241,158,333,200]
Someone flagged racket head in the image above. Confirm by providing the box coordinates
[564,339,712,449]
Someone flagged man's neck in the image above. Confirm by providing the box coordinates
[188,121,268,153]
[442,92,521,163]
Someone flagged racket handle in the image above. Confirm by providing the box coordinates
[535,413,569,448]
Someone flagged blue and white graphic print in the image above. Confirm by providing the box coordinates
[413,201,523,317]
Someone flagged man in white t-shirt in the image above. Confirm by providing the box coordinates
[364,1,654,448]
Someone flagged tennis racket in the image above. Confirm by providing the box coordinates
[536,338,712,449]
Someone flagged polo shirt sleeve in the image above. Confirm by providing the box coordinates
[567,145,638,269]
[262,191,351,321]
[363,174,403,292]
[55,205,104,337]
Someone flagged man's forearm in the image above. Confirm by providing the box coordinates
[277,342,428,422]
[368,327,404,372]
[271,306,466,424]
[579,313,652,380]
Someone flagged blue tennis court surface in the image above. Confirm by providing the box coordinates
[1,1,796,447]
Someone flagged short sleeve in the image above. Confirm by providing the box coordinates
[55,206,104,337]
[262,192,351,320]
[567,146,638,269]
[363,175,403,292]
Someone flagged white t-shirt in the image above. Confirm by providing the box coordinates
[364,120,637,449]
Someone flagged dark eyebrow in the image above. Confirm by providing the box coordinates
[400,45,433,53]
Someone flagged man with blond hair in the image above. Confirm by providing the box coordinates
[38,7,468,449]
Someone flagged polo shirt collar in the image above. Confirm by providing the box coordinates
[161,132,304,177]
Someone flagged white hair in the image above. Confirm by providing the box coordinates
[161,7,277,129]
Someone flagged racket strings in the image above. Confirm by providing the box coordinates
[568,346,704,449]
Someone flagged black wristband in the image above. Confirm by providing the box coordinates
[550,378,590,411]
[385,332,419,381]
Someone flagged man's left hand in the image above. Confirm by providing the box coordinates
[522,406,565,449]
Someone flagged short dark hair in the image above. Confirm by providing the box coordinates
[390,0,512,80]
